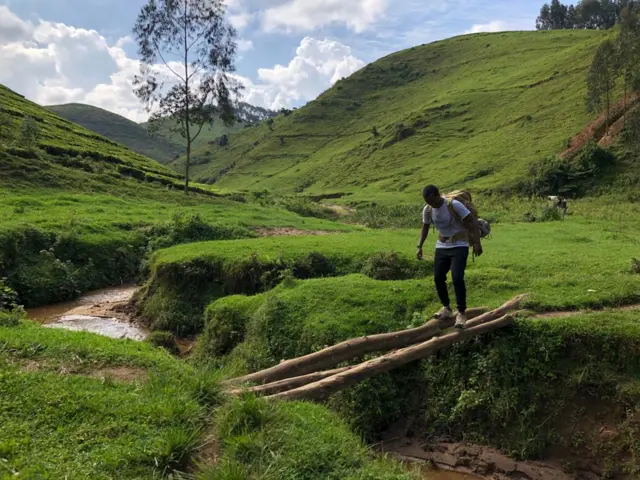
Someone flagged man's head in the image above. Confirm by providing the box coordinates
[422,184,443,208]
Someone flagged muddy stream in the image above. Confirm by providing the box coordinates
[26,285,147,340]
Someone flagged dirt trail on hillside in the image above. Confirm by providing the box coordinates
[561,93,640,159]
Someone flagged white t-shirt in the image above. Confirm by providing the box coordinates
[422,199,471,249]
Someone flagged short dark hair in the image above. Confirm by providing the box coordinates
[422,185,439,199]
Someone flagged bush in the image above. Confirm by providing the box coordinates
[146,331,180,355]
[0,279,19,311]
[361,251,411,280]
[538,204,563,222]
[521,141,614,197]
[0,310,23,327]
[200,305,249,357]
[145,212,248,252]
[630,258,640,275]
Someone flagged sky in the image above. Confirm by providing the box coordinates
[0,0,540,123]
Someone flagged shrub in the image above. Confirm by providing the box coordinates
[0,279,19,311]
[538,204,563,222]
[0,310,23,327]
[291,252,335,279]
[145,212,247,252]
[361,251,411,280]
[146,331,180,355]
[200,305,248,357]
[521,141,614,197]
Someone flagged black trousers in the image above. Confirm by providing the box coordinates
[434,247,469,313]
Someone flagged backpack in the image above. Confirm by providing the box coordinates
[425,190,491,240]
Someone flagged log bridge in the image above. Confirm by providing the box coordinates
[224,295,527,401]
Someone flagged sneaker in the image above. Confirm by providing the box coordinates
[454,312,467,329]
[434,306,454,320]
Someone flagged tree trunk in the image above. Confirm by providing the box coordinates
[183,0,190,194]
[185,142,190,192]
[230,366,354,397]
[268,313,517,402]
[225,307,489,387]
[226,295,526,387]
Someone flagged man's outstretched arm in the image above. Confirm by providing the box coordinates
[417,223,429,259]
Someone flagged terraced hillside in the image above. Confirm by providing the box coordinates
[47,103,184,165]
[176,30,612,202]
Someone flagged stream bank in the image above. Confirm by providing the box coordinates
[26,285,146,340]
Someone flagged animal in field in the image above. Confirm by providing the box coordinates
[547,195,568,218]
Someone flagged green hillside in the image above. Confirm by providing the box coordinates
[140,102,275,155]
[177,30,614,202]
[47,103,183,164]
[0,84,349,307]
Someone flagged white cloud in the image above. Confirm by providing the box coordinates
[262,0,388,33]
[229,12,254,30]
[0,6,364,121]
[464,20,514,34]
[246,37,365,110]
[237,39,254,52]
[0,5,32,43]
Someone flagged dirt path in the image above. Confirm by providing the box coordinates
[560,93,640,159]
[532,303,640,320]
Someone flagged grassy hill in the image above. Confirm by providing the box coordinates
[139,102,276,155]
[175,30,619,203]
[0,84,349,307]
[47,103,184,164]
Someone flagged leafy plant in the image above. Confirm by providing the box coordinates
[146,331,180,355]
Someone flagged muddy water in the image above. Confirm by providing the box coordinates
[26,285,148,341]
[422,469,481,479]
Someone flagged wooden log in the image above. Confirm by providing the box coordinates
[224,305,495,387]
[267,313,516,402]
[226,295,525,387]
[229,366,354,396]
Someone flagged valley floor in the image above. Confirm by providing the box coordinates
[2,197,640,479]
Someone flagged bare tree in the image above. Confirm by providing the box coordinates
[133,0,241,192]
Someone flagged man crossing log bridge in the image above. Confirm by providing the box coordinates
[417,185,487,329]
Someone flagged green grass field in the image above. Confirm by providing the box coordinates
[0,83,353,308]
[170,30,632,203]
[3,25,640,480]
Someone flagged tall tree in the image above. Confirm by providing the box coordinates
[537,3,553,29]
[586,39,618,131]
[133,0,241,192]
[550,0,569,27]
[617,4,640,125]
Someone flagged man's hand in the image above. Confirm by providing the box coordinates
[473,242,483,257]
[416,247,423,260]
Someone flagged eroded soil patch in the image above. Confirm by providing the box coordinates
[255,227,333,236]
[16,359,147,383]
